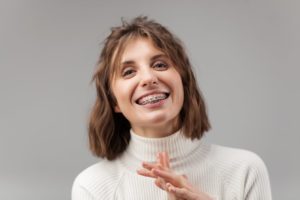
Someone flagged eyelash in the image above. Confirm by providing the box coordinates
[153,61,168,70]
[122,68,135,77]
[121,61,169,78]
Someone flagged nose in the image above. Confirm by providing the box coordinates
[140,69,158,88]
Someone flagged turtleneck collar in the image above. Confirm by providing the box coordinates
[119,129,203,171]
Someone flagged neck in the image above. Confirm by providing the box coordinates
[119,129,204,172]
[131,119,181,138]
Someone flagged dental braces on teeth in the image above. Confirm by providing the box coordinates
[141,95,166,105]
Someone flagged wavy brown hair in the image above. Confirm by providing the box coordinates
[89,16,211,160]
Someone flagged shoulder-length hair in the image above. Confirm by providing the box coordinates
[89,16,211,160]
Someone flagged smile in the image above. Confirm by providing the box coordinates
[136,93,169,105]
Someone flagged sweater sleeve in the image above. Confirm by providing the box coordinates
[72,179,95,200]
[244,154,272,200]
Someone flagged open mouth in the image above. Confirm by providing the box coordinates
[136,93,170,105]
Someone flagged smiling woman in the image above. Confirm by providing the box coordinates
[111,38,184,137]
[72,16,272,200]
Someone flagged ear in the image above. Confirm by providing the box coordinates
[114,105,121,113]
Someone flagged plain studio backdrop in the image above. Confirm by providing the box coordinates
[0,0,299,199]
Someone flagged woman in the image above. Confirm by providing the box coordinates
[72,16,272,200]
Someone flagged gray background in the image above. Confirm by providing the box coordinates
[0,0,299,199]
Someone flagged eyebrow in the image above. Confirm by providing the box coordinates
[121,53,168,65]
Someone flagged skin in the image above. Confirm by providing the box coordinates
[111,37,184,138]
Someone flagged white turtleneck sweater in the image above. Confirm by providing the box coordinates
[72,130,272,200]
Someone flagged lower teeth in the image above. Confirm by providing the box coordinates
[150,99,160,104]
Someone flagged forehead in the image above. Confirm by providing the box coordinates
[110,37,166,75]
[120,38,163,63]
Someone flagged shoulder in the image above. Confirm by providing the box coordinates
[205,144,269,175]
[73,159,122,184]
[209,144,268,169]
[207,144,271,194]
[72,159,124,199]
[203,144,272,197]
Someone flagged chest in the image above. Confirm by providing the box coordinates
[111,171,241,200]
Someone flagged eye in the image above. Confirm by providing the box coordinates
[122,67,136,78]
[153,61,168,70]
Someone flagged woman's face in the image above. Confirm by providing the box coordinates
[111,38,184,137]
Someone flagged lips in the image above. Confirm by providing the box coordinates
[136,92,169,105]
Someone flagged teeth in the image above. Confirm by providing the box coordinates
[138,93,167,105]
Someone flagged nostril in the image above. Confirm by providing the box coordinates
[141,78,158,87]
[152,80,158,84]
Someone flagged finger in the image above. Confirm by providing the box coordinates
[166,183,199,200]
[154,178,166,191]
[162,152,170,168]
[152,169,180,186]
[142,162,159,171]
[158,152,164,167]
[158,152,169,169]
[137,168,157,178]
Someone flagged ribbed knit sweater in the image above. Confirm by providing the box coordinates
[72,130,272,200]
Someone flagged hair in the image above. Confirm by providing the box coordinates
[89,16,211,160]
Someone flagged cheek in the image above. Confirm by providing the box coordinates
[111,83,124,112]
[114,91,126,106]
[175,77,184,106]
[112,81,134,109]
[178,86,184,107]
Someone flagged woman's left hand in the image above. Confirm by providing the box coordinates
[137,152,213,200]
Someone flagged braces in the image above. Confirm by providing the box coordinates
[141,95,166,105]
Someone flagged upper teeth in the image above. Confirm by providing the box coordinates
[138,93,167,105]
